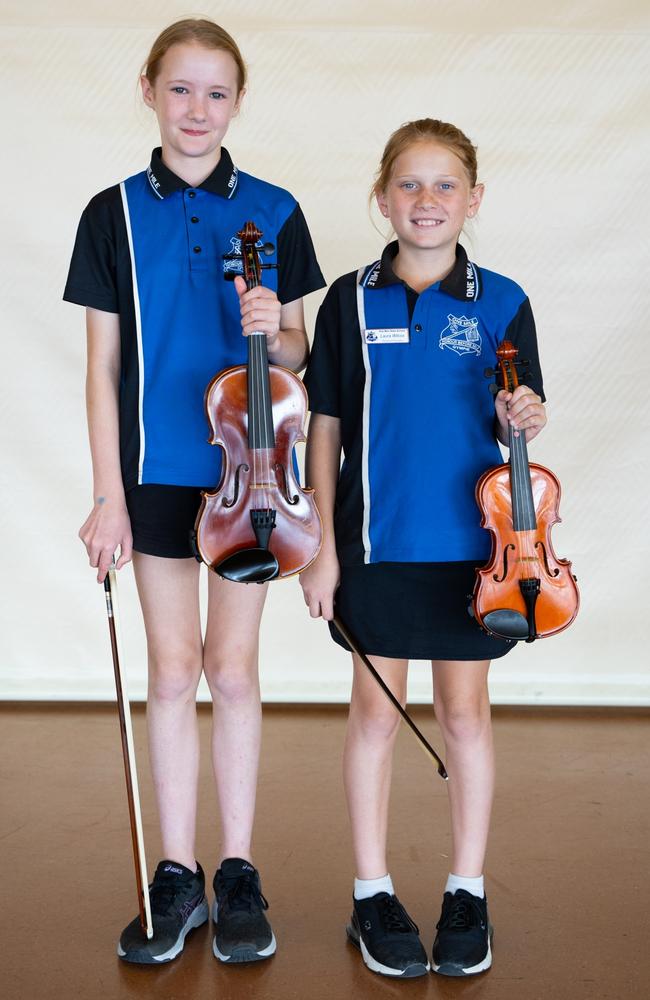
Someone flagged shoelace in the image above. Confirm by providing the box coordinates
[440,894,482,931]
[379,896,419,934]
[221,872,269,913]
[149,878,190,918]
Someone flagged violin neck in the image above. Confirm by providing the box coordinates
[508,423,536,530]
[247,332,275,449]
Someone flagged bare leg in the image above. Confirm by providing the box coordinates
[203,574,268,864]
[133,554,203,870]
[432,660,493,876]
[343,654,408,879]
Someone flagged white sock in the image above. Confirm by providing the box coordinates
[354,873,395,900]
[445,872,485,898]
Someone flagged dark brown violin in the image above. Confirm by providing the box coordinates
[472,340,579,641]
[193,221,322,583]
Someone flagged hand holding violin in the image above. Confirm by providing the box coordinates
[234,275,281,348]
[494,384,547,445]
[472,339,578,642]
[234,275,308,370]
[193,220,322,583]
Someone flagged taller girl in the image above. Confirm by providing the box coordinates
[64,19,323,964]
[301,119,546,978]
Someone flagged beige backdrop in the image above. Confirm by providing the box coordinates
[2,1,649,703]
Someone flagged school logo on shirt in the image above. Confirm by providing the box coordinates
[222,235,267,276]
[439,315,482,357]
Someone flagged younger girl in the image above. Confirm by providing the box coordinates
[301,119,546,978]
[64,19,324,964]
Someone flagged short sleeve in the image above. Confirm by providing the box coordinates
[276,204,325,304]
[63,188,122,313]
[504,297,546,401]
[303,282,343,417]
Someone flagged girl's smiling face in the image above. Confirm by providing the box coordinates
[141,42,243,170]
[376,141,483,257]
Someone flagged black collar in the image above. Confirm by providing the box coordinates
[146,147,239,200]
[360,241,482,302]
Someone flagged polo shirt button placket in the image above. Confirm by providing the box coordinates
[412,319,426,350]
[185,190,206,270]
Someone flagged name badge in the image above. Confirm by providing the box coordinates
[364,328,410,344]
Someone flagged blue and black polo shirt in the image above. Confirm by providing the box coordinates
[64,147,325,490]
[303,242,545,566]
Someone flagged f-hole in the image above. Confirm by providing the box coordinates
[222,463,249,508]
[493,543,515,583]
[535,540,559,578]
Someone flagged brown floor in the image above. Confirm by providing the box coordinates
[1,704,648,1000]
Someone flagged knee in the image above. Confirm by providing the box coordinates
[350,696,402,744]
[148,648,202,704]
[435,694,490,744]
[204,656,259,705]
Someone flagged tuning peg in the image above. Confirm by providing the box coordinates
[488,383,500,396]
[484,367,495,378]
[261,242,275,256]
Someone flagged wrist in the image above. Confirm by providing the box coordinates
[92,489,126,510]
[266,330,282,357]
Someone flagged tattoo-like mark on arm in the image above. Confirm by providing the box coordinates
[96,497,106,506]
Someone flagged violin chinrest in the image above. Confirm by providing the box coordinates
[482,609,530,641]
[214,548,279,584]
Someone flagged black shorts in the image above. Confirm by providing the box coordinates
[329,561,515,661]
[126,485,209,559]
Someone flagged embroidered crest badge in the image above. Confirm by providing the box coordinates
[439,315,482,357]
[222,234,268,276]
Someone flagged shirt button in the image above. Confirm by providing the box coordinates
[191,216,199,223]
[193,246,202,254]
[188,190,196,198]
[414,323,422,333]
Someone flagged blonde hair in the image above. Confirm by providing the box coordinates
[372,118,478,198]
[142,18,247,93]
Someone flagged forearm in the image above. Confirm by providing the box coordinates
[305,414,341,554]
[267,326,309,373]
[85,308,125,505]
[80,308,132,579]
[300,413,341,618]
[86,367,125,502]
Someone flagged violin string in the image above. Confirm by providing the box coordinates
[259,330,271,516]
[259,333,271,510]
[508,361,528,591]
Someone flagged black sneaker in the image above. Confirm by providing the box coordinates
[432,889,493,976]
[346,892,429,978]
[212,857,276,963]
[117,860,209,964]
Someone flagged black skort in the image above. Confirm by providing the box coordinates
[126,484,210,559]
[329,561,515,661]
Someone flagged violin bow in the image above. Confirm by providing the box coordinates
[103,562,153,939]
[332,614,448,780]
